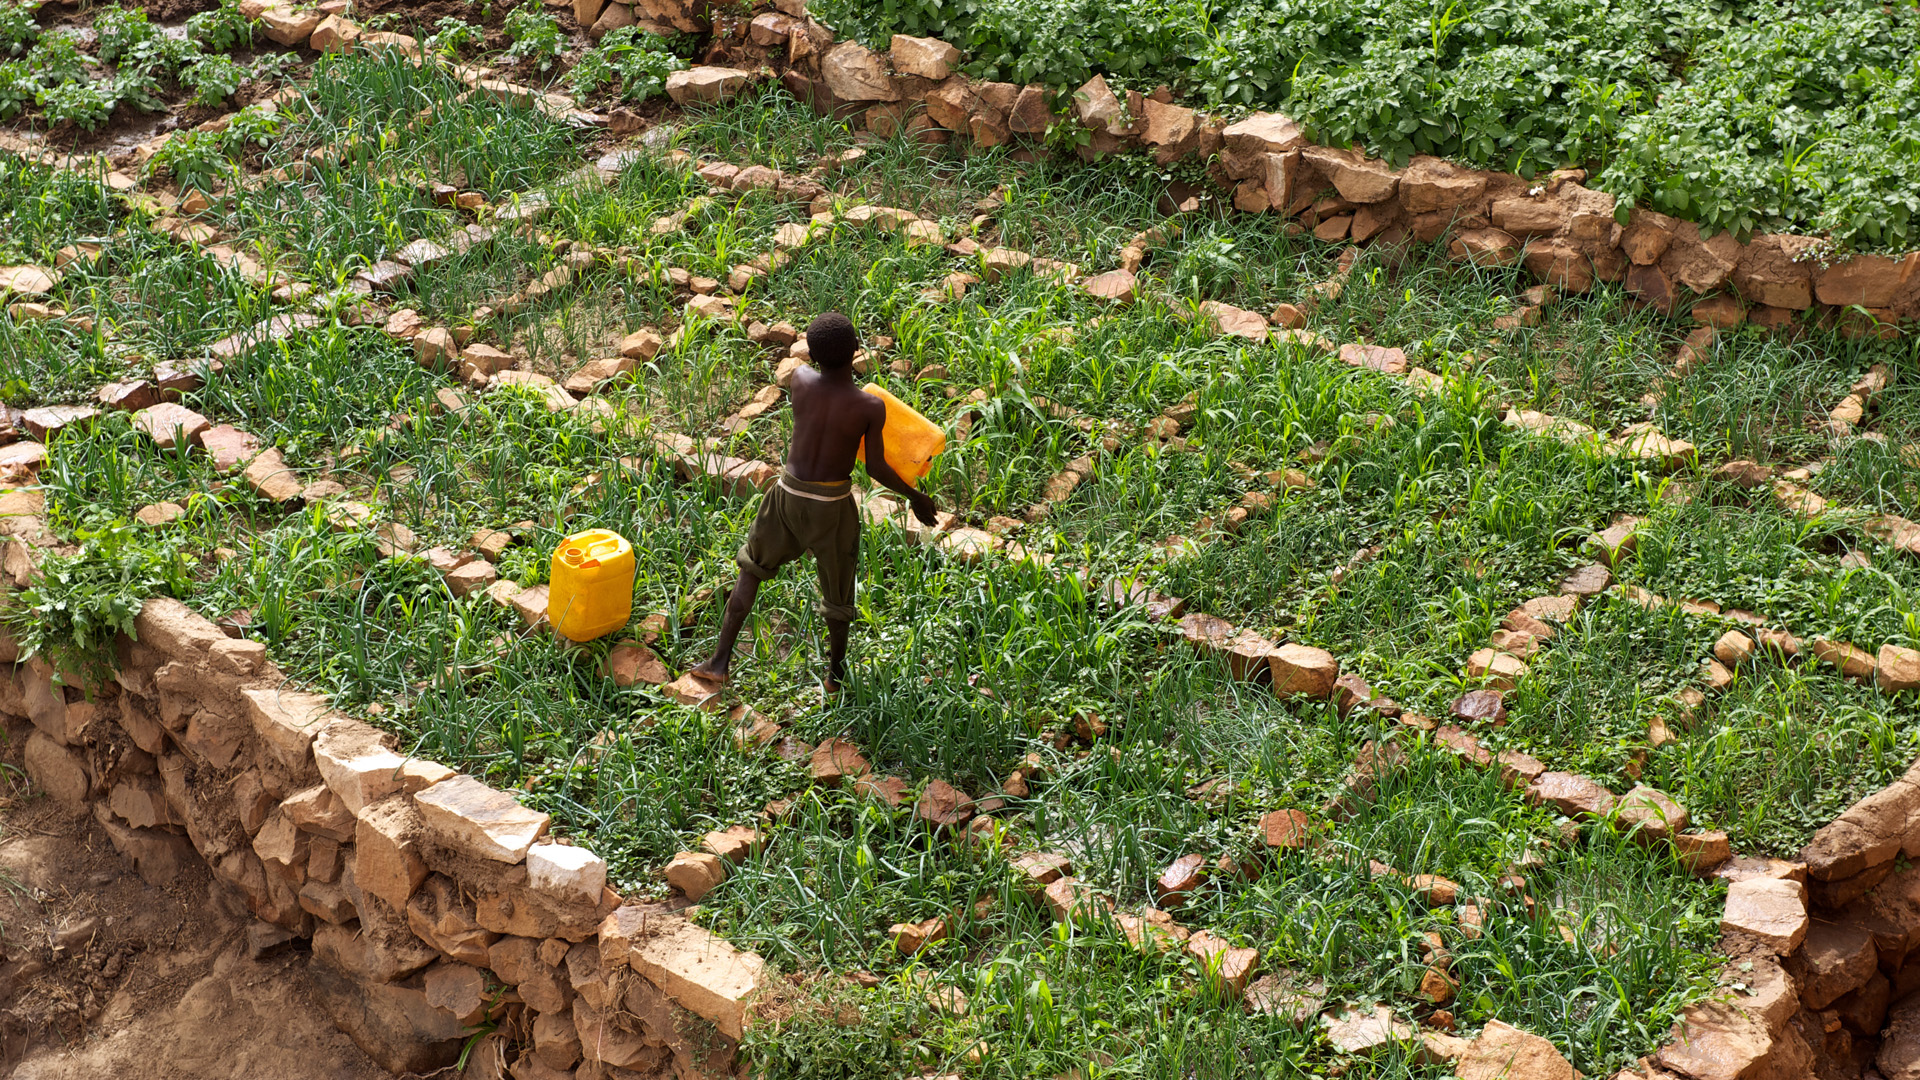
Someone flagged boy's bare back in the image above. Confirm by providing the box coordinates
[783,365,887,485]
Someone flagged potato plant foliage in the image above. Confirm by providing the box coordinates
[813,0,1920,250]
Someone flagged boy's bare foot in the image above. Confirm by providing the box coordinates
[688,658,730,684]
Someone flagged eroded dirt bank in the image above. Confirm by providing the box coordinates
[1,713,389,1080]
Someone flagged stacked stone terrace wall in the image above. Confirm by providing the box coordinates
[1744,765,1920,1080]
[1625,762,1920,1080]
[668,2,1920,335]
[7,599,760,1080]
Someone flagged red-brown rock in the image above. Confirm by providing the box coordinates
[1042,876,1110,923]
[1625,261,1677,314]
[809,738,868,784]
[1300,146,1398,203]
[1661,222,1743,293]
[1620,208,1677,265]
[1815,252,1912,309]
[889,915,948,955]
[1450,689,1506,724]
[1616,785,1689,839]
[1259,808,1312,850]
[1338,342,1408,374]
[1399,156,1486,215]
[1795,920,1877,1010]
[1269,643,1339,698]
[1153,853,1207,905]
[1525,772,1615,819]
[1456,1019,1574,1080]
[1879,993,1920,1080]
[1730,234,1817,309]
[1449,229,1521,267]
[1523,240,1594,293]
[601,642,670,686]
[915,779,975,827]
[1011,851,1072,892]
[1185,930,1258,998]
[1721,876,1808,954]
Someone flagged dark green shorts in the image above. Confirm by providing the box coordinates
[736,469,861,621]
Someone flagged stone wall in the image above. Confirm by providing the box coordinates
[1759,763,1920,1080]
[6,599,760,1080]
[1630,761,1920,1080]
[674,4,1920,335]
[13,576,1895,1080]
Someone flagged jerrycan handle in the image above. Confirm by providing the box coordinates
[568,532,628,568]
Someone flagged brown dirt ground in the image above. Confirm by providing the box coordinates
[0,715,394,1080]
[138,0,225,20]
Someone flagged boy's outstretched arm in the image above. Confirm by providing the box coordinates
[863,403,938,525]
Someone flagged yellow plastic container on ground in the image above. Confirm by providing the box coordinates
[547,529,635,642]
[856,384,946,489]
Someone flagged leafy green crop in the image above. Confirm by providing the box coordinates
[425,16,487,58]
[2,525,193,687]
[812,0,1920,251]
[93,6,159,67]
[226,100,283,150]
[117,30,203,83]
[148,129,235,191]
[1593,0,1920,249]
[503,2,567,73]
[111,62,165,113]
[185,0,256,52]
[37,78,115,131]
[107,33,202,114]
[3,0,261,132]
[24,28,83,85]
[567,26,689,102]
[0,1,38,59]
[0,60,31,119]
[145,98,281,189]
[182,52,245,107]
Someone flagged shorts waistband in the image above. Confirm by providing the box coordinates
[778,467,853,501]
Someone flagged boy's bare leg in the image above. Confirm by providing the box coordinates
[824,618,850,694]
[691,576,760,682]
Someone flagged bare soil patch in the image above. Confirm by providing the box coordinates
[0,716,389,1080]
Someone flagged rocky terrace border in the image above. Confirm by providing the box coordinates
[656,0,1920,334]
[0,52,785,1079]
[6,599,763,1078]
[8,0,1920,346]
[19,99,1914,717]
[13,39,1919,563]
[635,332,1883,1079]
[11,23,1917,776]
[654,141,1920,568]
[2,30,1918,1080]
[4,459,1852,1080]
[0,227,1838,1078]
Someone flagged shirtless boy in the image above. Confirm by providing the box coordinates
[690,312,937,693]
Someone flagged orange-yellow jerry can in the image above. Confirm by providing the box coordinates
[855,384,946,488]
[547,529,635,642]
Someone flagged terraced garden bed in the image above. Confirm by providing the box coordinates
[0,9,1917,1080]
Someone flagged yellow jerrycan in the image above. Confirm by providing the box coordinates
[547,529,635,642]
[855,384,946,489]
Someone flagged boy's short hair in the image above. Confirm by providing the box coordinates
[806,312,859,369]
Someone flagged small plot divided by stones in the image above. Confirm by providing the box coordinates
[10,29,1920,1080]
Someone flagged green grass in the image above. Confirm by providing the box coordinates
[6,57,1918,1080]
